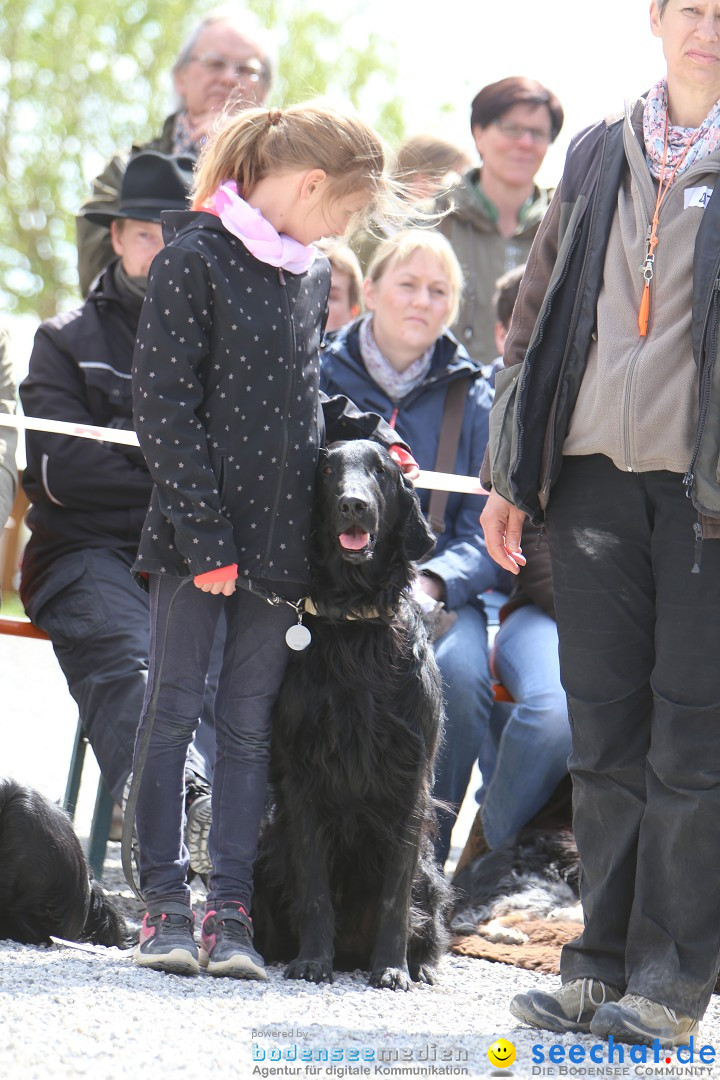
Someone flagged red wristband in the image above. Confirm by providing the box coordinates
[194,564,238,585]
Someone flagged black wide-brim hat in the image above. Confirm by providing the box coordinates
[84,150,195,226]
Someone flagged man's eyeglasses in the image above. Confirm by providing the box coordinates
[493,120,551,146]
[191,52,267,83]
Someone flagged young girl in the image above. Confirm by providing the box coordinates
[130,103,415,978]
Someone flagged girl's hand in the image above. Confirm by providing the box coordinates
[479,489,528,574]
[195,578,237,595]
[389,444,420,482]
[193,564,238,595]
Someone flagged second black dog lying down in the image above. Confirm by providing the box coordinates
[450,775,580,941]
[253,440,452,990]
[0,777,130,947]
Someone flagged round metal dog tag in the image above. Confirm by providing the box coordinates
[286,623,311,651]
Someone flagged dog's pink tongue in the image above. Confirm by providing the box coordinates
[339,527,370,551]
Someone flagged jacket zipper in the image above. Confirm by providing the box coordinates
[683,275,720,500]
[623,174,699,473]
[263,267,297,571]
[621,339,647,471]
[536,226,587,502]
[537,128,610,502]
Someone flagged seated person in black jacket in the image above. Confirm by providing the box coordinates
[20,151,215,874]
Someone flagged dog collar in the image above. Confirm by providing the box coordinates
[302,597,383,621]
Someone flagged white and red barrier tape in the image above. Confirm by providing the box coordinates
[0,413,486,495]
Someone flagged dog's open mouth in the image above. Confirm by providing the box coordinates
[338,526,374,554]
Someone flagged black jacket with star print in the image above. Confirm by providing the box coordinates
[132,210,401,589]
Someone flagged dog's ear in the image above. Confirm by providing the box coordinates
[397,473,436,562]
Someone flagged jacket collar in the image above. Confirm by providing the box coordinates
[325,317,482,383]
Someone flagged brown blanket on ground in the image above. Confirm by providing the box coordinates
[450,918,580,975]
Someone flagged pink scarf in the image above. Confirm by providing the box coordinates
[210,181,317,274]
[643,79,720,180]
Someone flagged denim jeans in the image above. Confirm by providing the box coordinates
[134,574,297,911]
[25,549,215,803]
[549,455,720,1018]
[431,603,494,863]
[481,603,570,848]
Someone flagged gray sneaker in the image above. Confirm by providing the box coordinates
[133,903,199,976]
[185,779,212,876]
[200,903,268,980]
[590,993,699,1047]
[510,978,624,1034]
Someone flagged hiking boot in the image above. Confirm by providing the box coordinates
[200,902,268,980]
[184,774,212,876]
[133,903,199,976]
[510,977,623,1034]
[590,993,699,1047]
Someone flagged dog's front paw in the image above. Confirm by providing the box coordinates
[284,957,334,984]
[409,962,436,985]
[369,965,412,991]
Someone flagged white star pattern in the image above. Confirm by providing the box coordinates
[132,235,336,585]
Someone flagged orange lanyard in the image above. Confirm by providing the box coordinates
[638,117,701,336]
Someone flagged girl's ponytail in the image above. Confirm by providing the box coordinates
[191,101,442,235]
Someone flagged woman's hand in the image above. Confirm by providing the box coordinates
[416,571,445,603]
[479,489,528,574]
[389,444,420,481]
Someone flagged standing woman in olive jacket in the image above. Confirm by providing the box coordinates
[482,0,720,1048]
[321,229,510,867]
[130,104,414,981]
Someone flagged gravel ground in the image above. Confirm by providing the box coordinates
[5,636,720,1080]
[4,869,720,1080]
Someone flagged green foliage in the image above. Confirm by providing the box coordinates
[0,0,404,319]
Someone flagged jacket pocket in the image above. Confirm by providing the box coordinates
[26,553,111,640]
[488,365,520,503]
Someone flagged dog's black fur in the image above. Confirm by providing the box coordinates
[254,440,452,989]
[0,777,130,947]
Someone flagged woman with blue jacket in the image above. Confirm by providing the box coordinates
[321,229,508,865]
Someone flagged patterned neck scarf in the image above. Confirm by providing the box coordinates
[358,315,435,404]
[172,111,203,157]
[209,181,317,274]
[643,78,720,180]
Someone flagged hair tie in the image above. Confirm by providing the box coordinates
[268,108,283,127]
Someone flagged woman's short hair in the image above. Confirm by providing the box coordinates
[366,229,464,327]
[470,76,564,143]
[172,8,274,86]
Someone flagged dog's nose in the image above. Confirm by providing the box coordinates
[338,492,368,517]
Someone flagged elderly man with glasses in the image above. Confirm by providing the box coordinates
[76,8,273,296]
[436,76,564,367]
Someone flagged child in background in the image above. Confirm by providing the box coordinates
[130,103,416,979]
[321,241,364,333]
[484,263,525,386]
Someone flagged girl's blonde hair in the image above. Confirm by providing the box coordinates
[193,103,390,225]
[366,229,464,326]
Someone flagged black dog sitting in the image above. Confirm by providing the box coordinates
[254,440,451,989]
[0,777,129,947]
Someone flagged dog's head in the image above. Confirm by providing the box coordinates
[314,440,435,570]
